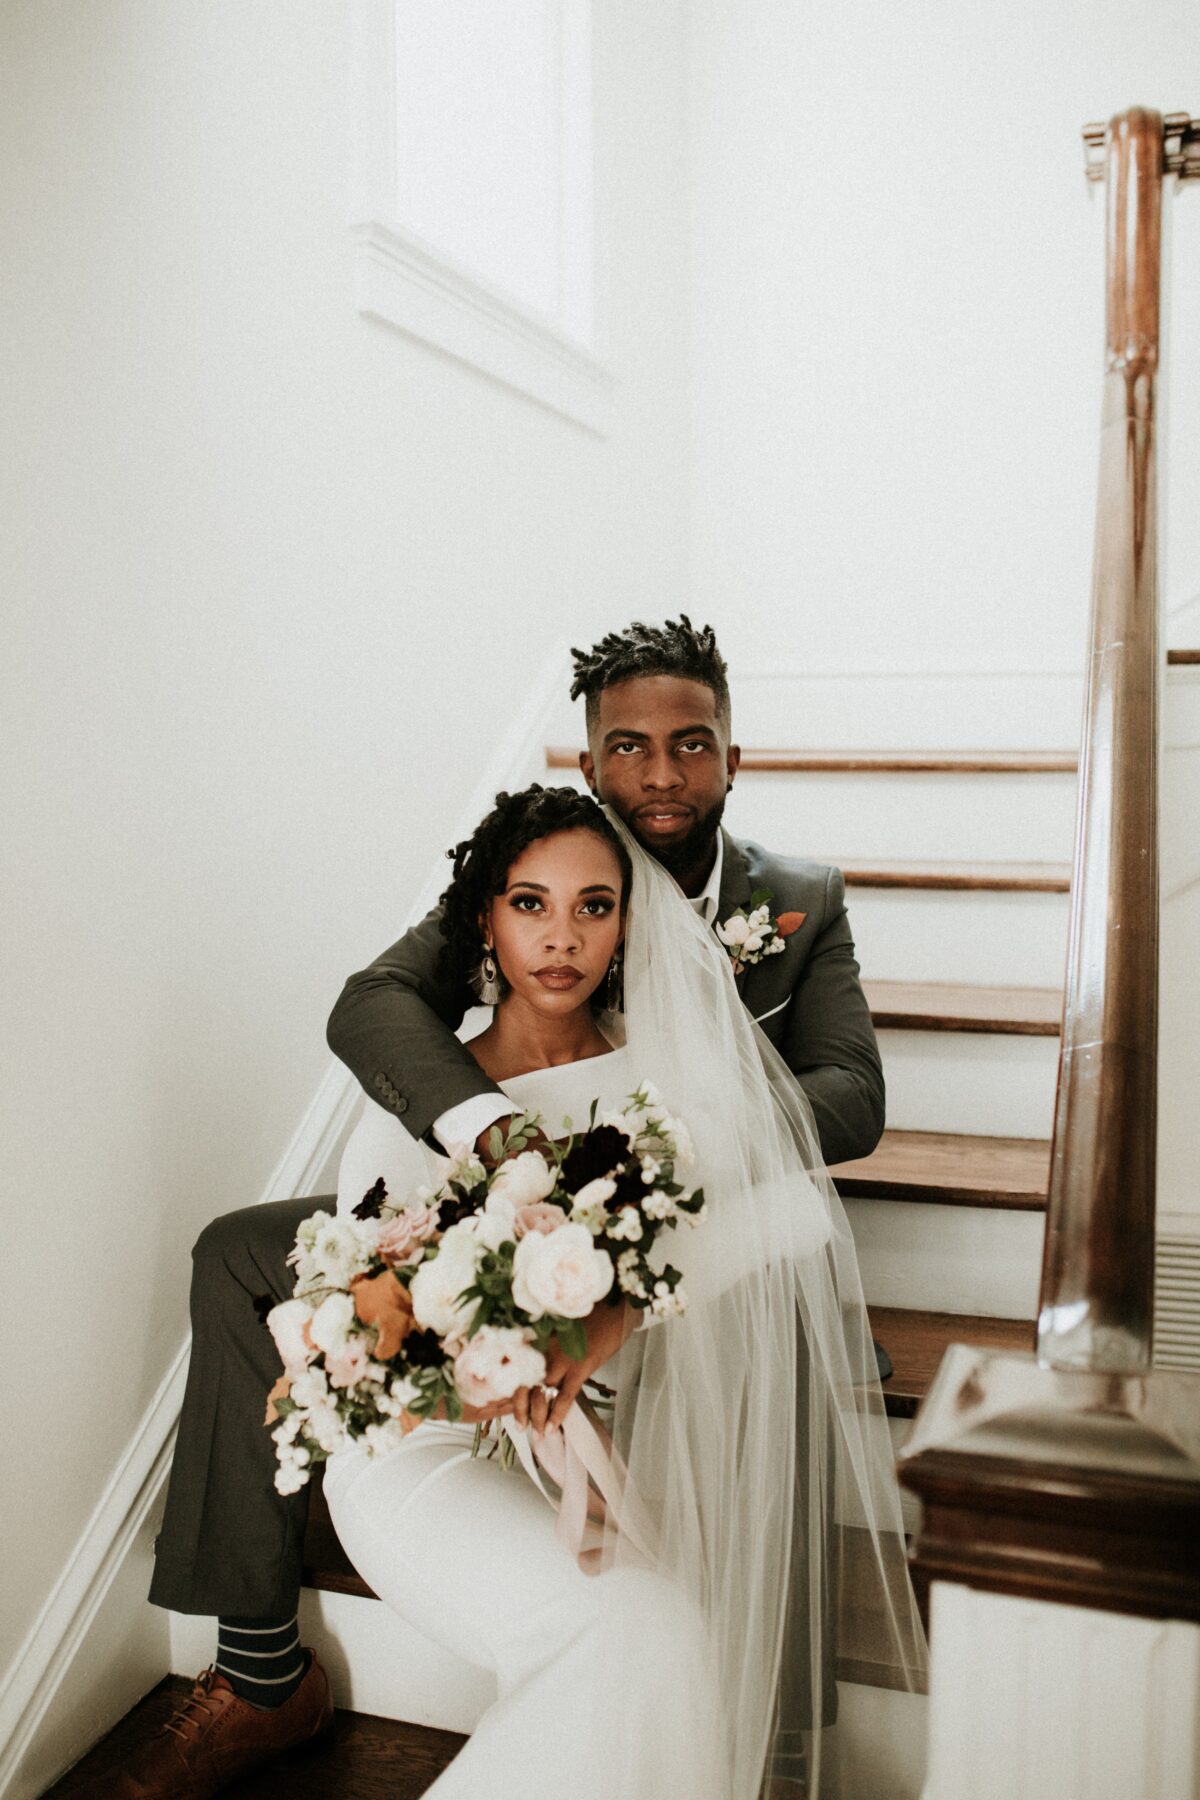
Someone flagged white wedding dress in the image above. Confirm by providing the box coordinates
[324,1043,725,1800]
[323,820,926,1797]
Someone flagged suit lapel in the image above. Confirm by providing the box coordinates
[716,831,754,997]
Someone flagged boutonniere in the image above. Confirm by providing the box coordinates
[716,891,806,977]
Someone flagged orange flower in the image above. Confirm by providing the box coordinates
[351,1269,416,1361]
[264,1374,291,1426]
[775,911,806,937]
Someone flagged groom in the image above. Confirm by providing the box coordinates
[133,617,885,1798]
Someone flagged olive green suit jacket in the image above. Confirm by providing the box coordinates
[327,830,884,1170]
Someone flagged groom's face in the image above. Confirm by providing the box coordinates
[579,676,740,884]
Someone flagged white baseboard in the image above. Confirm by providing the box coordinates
[0,1351,186,1799]
[1,647,573,1798]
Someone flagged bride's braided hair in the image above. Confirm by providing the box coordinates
[569,615,730,732]
[437,784,631,986]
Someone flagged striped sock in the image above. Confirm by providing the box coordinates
[215,1615,307,1710]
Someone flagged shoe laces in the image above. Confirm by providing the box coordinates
[161,1669,225,1748]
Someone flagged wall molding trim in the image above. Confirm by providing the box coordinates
[353,219,613,434]
[348,1,612,434]
[3,645,573,1794]
[0,1346,187,1796]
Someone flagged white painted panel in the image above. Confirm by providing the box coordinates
[925,1584,1200,1800]
[727,767,1078,866]
[845,1198,1044,1319]
[833,1680,928,1800]
[847,887,1070,988]
[878,1029,1059,1139]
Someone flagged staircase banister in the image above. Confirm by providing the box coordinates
[1036,106,1164,1373]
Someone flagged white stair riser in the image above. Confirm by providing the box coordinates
[878,1031,1060,1139]
[844,1197,1045,1319]
[727,769,1077,866]
[539,757,1076,866]
[541,672,1086,753]
[848,887,1070,988]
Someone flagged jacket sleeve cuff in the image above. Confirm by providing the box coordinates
[432,1092,512,1155]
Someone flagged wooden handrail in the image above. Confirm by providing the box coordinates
[1036,110,1164,1371]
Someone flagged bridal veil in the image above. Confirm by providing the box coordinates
[597,815,926,1798]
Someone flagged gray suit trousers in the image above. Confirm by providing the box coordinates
[149,1197,323,1618]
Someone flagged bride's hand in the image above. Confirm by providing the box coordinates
[512,1298,638,1435]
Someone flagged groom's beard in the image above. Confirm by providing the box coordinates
[627,795,728,883]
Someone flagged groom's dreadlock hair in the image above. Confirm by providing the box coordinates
[437,784,631,993]
[569,616,731,735]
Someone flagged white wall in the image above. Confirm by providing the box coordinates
[684,0,1200,690]
[0,0,688,1728]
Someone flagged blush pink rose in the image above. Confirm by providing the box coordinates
[513,1202,568,1239]
[325,1337,372,1391]
[375,1203,440,1268]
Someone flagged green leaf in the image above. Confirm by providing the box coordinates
[488,1126,504,1162]
[557,1318,587,1360]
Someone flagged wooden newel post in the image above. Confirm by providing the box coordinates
[1036,108,1163,1373]
[895,112,1200,1800]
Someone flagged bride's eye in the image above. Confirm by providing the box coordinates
[580,898,615,917]
[508,893,543,912]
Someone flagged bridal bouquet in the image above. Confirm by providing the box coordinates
[265,1085,705,1493]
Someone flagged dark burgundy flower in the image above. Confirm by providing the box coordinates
[607,1164,645,1212]
[353,1176,389,1221]
[560,1125,630,1193]
[438,1189,480,1230]
[403,1328,447,1369]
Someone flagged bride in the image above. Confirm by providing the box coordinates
[323,783,924,1799]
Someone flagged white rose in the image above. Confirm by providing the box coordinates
[571,1176,617,1211]
[309,1291,357,1357]
[488,1151,556,1210]
[718,915,750,948]
[454,1325,546,1407]
[290,1366,330,1409]
[267,1298,316,1375]
[741,932,764,955]
[512,1222,613,1320]
[409,1225,481,1336]
[473,1189,518,1253]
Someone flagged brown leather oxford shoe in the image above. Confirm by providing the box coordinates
[99,1653,334,1798]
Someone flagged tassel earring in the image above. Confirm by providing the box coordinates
[477,945,503,1007]
[604,948,625,1013]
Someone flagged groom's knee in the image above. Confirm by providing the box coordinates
[191,1195,326,1301]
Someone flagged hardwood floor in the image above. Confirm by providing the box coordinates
[40,1677,465,1799]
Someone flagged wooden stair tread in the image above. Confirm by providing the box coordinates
[546,745,1078,773]
[40,1674,465,1798]
[830,1128,1050,1209]
[839,858,1070,892]
[1167,648,1200,664]
[868,1305,1035,1419]
[864,978,1061,1035]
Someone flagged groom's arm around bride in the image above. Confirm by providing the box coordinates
[327,830,883,1171]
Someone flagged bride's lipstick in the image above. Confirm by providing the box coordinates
[534,965,584,990]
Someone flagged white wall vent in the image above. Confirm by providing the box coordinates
[1153,1233,1200,1371]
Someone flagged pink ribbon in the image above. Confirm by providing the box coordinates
[503,1395,656,1570]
